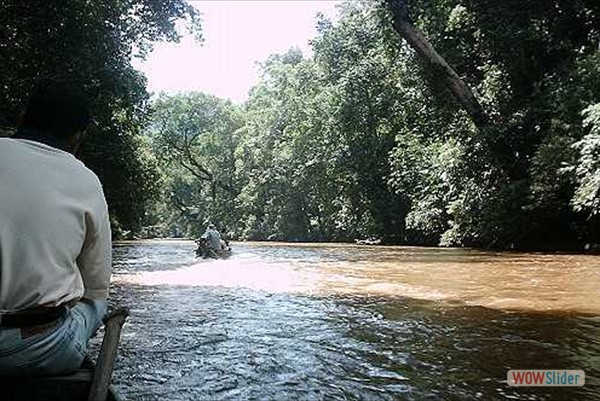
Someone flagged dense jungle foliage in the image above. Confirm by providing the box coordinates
[0,0,200,233]
[3,1,600,249]
[148,1,600,249]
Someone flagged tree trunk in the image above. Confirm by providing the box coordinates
[386,0,489,130]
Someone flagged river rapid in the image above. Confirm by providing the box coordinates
[104,240,600,400]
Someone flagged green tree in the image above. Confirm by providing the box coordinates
[237,49,346,240]
[0,0,201,235]
[149,93,243,237]
[383,0,600,247]
[570,104,600,220]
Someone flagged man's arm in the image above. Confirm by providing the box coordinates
[77,205,112,301]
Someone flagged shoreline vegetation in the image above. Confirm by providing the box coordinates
[2,1,599,252]
[115,235,600,255]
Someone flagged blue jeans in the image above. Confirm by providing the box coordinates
[0,299,106,377]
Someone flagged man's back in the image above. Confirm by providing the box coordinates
[0,137,110,312]
[0,80,112,377]
[205,228,222,250]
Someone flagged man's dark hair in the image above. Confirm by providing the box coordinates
[20,80,92,140]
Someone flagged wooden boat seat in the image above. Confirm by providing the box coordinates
[1,370,120,401]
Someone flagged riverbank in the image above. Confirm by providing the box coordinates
[115,236,600,256]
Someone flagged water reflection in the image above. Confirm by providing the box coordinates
[106,241,600,401]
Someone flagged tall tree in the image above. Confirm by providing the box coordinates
[0,0,201,234]
[149,93,243,237]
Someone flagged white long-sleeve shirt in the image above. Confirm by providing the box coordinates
[0,138,111,313]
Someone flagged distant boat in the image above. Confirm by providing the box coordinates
[354,238,382,245]
[195,238,232,259]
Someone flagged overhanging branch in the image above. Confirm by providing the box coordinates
[386,0,489,130]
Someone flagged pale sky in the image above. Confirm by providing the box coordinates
[133,0,341,103]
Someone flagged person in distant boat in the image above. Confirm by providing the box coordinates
[201,223,225,251]
[0,80,111,376]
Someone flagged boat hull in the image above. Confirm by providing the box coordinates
[195,244,232,259]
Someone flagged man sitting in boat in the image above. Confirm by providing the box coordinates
[204,224,229,250]
[0,80,112,377]
[196,224,230,257]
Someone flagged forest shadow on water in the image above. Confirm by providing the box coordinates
[100,241,600,401]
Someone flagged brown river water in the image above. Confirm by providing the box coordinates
[105,240,600,400]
